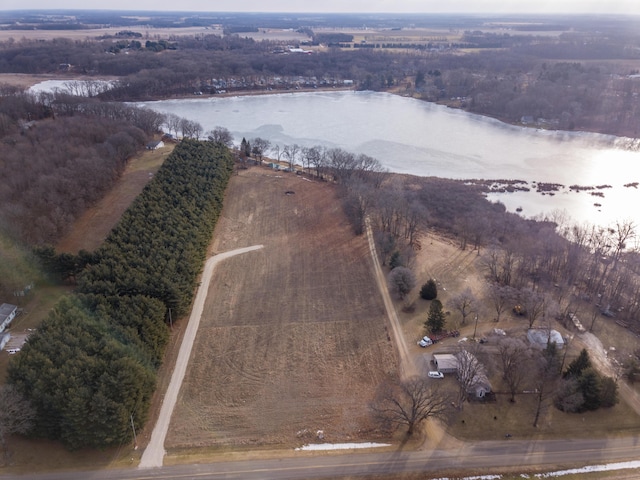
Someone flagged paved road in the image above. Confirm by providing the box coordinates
[4,436,639,479]
[138,245,264,469]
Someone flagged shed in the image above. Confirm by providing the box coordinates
[146,140,164,150]
[0,304,17,333]
[432,353,458,373]
[527,328,565,349]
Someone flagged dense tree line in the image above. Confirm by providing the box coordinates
[0,89,165,246]
[8,139,234,448]
[3,16,640,135]
[79,139,233,315]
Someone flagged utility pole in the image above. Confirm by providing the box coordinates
[130,414,138,450]
[473,313,479,340]
[169,308,173,329]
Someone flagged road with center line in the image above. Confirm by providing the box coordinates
[2,436,639,479]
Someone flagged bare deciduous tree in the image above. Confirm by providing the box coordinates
[164,113,182,137]
[498,338,531,402]
[517,288,547,328]
[179,118,203,139]
[532,343,561,428]
[283,143,300,170]
[388,266,416,300]
[455,347,486,409]
[487,283,515,322]
[206,126,234,147]
[250,137,271,163]
[0,386,35,461]
[370,377,451,436]
[450,288,477,326]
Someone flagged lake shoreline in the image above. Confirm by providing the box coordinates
[9,72,638,142]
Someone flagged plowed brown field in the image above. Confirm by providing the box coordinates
[166,167,398,449]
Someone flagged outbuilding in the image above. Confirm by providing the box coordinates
[0,304,17,333]
[432,353,458,373]
[146,140,164,150]
[527,328,565,349]
[0,333,10,351]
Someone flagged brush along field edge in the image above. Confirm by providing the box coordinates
[139,245,264,469]
[365,217,417,379]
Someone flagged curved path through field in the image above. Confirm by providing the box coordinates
[365,218,417,379]
[139,245,264,469]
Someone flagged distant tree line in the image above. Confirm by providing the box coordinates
[8,139,234,449]
[3,28,640,135]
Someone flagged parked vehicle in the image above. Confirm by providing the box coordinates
[428,371,444,379]
[418,336,433,347]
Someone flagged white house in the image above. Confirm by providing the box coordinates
[146,140,164,150]
[456,350,492,399]
[0,303,18,333]
[0,333,10,351]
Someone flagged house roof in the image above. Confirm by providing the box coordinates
[433,353,458,371]
[0,303,17,327]
[527,328,565,348]
[0,303,17,317]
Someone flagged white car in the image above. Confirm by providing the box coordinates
[428,371,444,379]
[418,336,433,347]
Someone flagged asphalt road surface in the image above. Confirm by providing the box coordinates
[3,436,640,479]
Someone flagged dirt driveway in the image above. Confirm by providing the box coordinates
[139,245,264,468]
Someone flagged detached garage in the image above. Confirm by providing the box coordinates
[433,353,458,374]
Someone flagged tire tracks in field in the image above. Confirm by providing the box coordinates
[365,218,417,380]
[139,244,264,469]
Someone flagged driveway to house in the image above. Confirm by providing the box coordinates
[138,245,264,469]
[365,217,417,380]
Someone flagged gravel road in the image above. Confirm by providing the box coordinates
[138,245,264,469]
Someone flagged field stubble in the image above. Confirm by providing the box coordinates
[166,167,397,449]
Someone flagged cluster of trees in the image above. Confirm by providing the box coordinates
[8,139,234,448]
[0,93,165,245]
[496,340,617,424]
[556,349,618,413]
[357,168,640,342]
[372,340,619,435]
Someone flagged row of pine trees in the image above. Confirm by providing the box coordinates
[8,139,234,449]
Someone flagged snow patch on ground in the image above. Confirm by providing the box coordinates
[430,460,640,480]
[534,460,640,477]
[295,442,391,451]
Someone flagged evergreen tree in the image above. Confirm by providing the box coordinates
[577,368,602,411]
[389,250,403,269]
[599,376,619,408]
[426,299,446,333]
[420,279,438,300]
[564,348,592,378]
